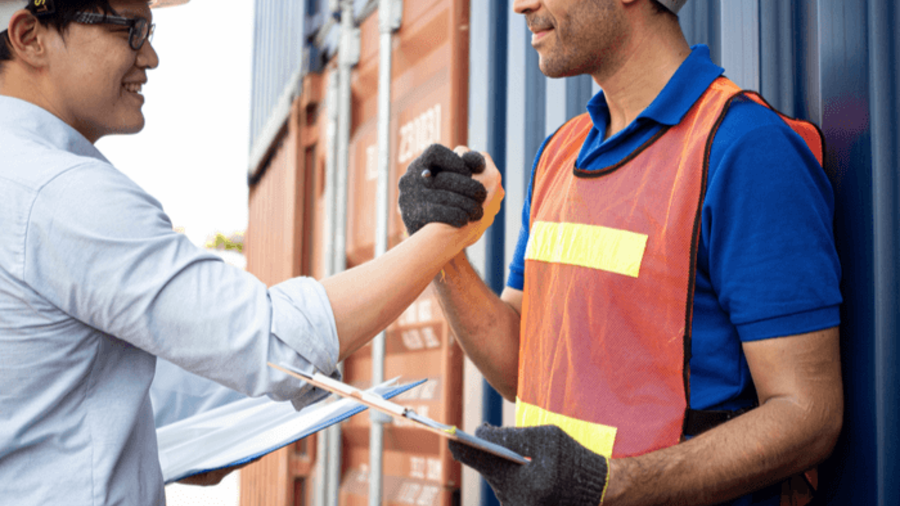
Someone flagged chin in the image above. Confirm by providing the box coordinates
[112,118,147,135]
[539,64,595,80]
[538,58,571,79]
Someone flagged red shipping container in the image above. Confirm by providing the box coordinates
[242,0,470,503]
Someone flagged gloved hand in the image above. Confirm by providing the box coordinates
[449,424,609,506]
[398,144,488,235]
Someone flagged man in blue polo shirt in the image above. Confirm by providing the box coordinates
[398,0,842,504]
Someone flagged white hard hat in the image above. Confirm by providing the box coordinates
[149,0,189,7]
[0,1,26,34]
[2,0,190,32]
[656,0,687,14]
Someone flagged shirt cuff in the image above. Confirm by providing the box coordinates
[289,368,342,411]
[268,277,342,408]
[736,305,841,342]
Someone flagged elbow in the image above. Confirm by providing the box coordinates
[816,402,843,462]
[805,391,844,466]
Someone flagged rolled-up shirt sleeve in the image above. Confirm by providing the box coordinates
[23,161,339,408]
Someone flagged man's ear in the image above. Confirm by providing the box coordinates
[6,10,49,68]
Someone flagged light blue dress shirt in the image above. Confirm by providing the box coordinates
[0,96,341,505]
[150,358,249,429]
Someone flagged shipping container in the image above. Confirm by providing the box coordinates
[244,1,900,505]
[336,1,471,504]
[244,0,470,505]
[243,70,330,506]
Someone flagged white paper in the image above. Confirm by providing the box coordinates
[157,379,420,483]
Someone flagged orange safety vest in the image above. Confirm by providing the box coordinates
[516,77,824,462]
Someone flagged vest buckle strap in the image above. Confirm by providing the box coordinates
[682,406,755,437]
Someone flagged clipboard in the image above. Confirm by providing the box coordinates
[157,377,426,483]
[268,362,529,465]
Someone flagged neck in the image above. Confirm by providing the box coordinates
[592,16,691,139]
[0,64,100,144]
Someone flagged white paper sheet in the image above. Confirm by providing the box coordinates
[157,379,422,483]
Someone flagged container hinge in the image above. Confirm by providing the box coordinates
[339,27,360,67]
[379,0,402,33]
[338,0,360,69]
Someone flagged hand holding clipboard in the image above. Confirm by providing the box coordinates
[268,362,528,465]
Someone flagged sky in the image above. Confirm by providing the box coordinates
[97,0,255,249]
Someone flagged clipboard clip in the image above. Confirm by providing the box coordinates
[268,362,529,465]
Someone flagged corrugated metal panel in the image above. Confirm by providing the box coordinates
[678,1,899,504]
[248,0,307,174]
[466,3,508,506]
[481,1,899,504]
[812,1,898,504]
[868,2,900,504]
[719,0,760,90]
[243,81,325,506]
[244,0,471,504]
[245,101,304,287]
[241,70,325,506]
[337,1,471,504]
[248,0,399,177]
[813,1,879,502]
[679,1,721,67]
[251,0,306,141]
[239,447,292,506]
[343,0,469,263]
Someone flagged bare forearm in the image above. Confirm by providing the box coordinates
[431,252,521,400]
[321,224,474,361]
[606,329,843,505]
[606,395,841,506]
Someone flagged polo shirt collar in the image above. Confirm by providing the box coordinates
[585,44,725,131]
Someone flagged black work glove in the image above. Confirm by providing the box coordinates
[398,144,487,235]
[449,424,609,506]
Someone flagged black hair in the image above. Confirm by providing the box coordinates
[0,1,117,66]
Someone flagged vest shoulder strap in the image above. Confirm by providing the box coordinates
[738,90,825,165]
[531,113,593,203]
[539,113,593,169]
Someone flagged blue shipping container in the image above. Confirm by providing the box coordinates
[469,1,900,505]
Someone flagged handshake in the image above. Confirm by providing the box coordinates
[398,144,504,242]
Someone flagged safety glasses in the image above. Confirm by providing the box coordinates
[72,12,155,51]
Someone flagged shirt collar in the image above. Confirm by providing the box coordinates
[0,95,108,162]
[585,44,725,131]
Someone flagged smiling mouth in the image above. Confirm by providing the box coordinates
[532,28,553,43]
[123,83,143,95]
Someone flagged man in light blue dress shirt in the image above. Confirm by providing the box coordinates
[0,1,504,504]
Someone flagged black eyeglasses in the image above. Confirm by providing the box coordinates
[72,12,155,51]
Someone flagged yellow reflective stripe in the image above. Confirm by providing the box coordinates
[524,221,648,278]
[516,398,617,458]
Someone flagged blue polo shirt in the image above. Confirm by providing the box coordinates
[508,45,841,505]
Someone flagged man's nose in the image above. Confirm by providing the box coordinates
[513,0,541,16]
[138,40,160,70]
